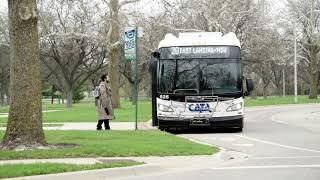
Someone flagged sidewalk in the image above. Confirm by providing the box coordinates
[0,121,156,131]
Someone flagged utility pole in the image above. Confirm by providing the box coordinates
[294,22,298,103]
[283,67,285,97]
[134,27,139,130]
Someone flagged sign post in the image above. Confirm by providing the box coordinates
[124,27,140,130]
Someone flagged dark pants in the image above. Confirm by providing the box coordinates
[97,119,110,130]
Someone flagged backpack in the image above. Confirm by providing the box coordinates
[92,86,100,99]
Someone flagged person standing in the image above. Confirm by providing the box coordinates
[97,75,114,130]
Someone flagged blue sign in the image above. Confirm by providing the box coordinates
[124,27,137,60]
[125,29,135,39]
[188,103,212,113]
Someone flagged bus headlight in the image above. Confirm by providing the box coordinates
[158,104,174,112]
[227,102,242,112]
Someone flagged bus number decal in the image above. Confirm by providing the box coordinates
[159,95,169,100]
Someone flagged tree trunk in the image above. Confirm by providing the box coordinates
[0,90,4,106]
[263,86,267,99]
[108,0,121,108]
[262,79,268,99]
[51,86,54,104]
[1,0,47,150]
[66,90,73,108]
[5,88,10,105]
[309,46,318,99]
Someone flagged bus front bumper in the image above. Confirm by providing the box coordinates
[158,115,243,128]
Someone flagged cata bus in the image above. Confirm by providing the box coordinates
[149,32,253,131]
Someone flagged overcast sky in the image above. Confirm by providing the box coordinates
[0,0,7,13]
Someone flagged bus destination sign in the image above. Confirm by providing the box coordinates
[160,46,240,59]
[172,47,227,56]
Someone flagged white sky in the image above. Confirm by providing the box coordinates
[0,0,7,13]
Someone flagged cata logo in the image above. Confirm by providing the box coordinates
[188,103,212,113]
[125,29,136,39]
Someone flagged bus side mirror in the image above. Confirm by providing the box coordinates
[148,59,156,73]
[149,51,159,73]
[152,51,160,59]
[245,79,254,96]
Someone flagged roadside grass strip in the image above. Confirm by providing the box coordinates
[0,100,151,123]
[245,95,320,107]
[0,162,142,179]
[0,130,218,160]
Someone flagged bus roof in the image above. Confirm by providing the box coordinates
[158,32,241,49]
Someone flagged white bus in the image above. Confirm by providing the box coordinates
[149,32,253,131]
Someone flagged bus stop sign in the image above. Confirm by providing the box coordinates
[124,27,137,61]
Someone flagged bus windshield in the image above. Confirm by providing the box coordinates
[158,46,242,95]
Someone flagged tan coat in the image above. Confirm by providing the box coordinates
[97,81,114,120]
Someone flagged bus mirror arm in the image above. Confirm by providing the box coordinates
[244,78,254,96]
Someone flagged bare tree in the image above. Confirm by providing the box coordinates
[41,33,107,107]
[287,0,320,99]
[0,12,9,44]
[40,0,107,108]
[0,44,10,106]
[1,0,47,150]
[103,0,140,108]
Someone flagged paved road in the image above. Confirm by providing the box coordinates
[118,104,320,180]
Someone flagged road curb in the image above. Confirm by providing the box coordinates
[178,135,249,163]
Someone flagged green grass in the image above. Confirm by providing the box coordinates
[0,100,151,123]
[0,106,9,113]
[0,130,218,160]
[245,95,320,107]
[0,162,142,179]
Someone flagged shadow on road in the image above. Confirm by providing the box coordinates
[166,127,242,134]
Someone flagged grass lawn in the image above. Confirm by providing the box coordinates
[0,162,142,179]
[245,95,320,107]
[0,106,8,113]
[0,130,218,160]
[0,100,151,123]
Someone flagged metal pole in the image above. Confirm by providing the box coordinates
[294,24,298,103]
[134,27,139,130]
[283,67,285,97]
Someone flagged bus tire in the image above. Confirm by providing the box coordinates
[236,127,243,132]
[159,126,165,131]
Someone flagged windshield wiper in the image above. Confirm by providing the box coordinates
[173,89,199,94]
